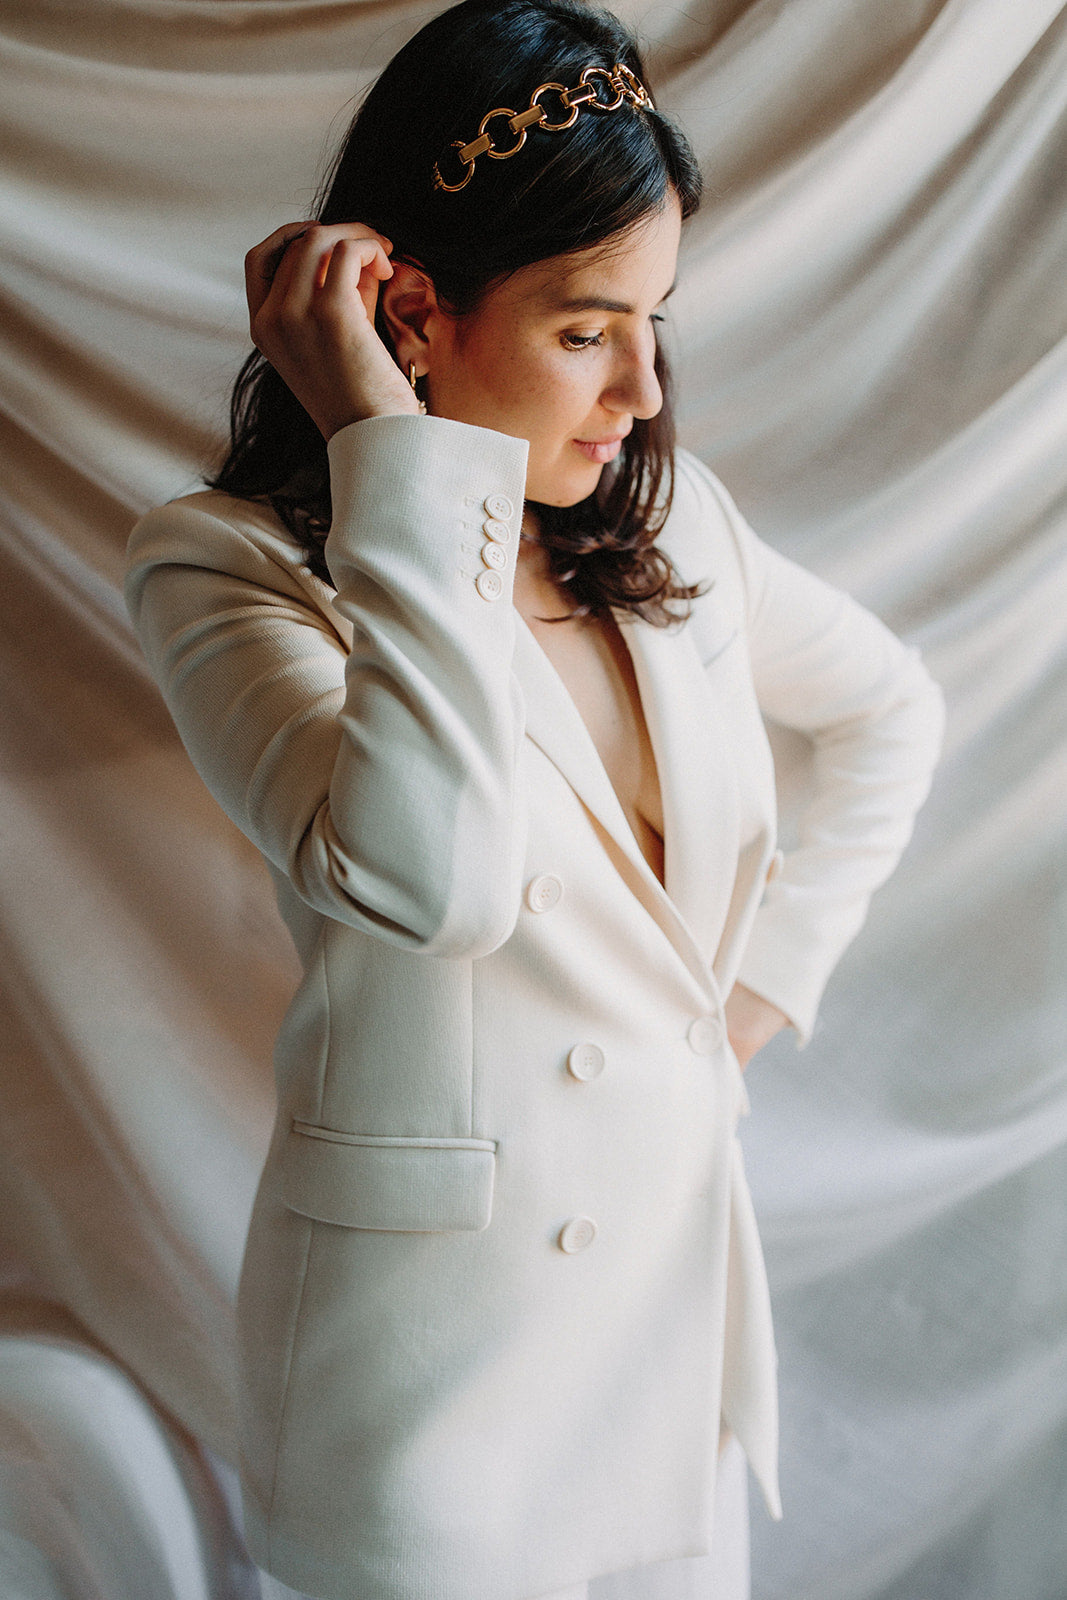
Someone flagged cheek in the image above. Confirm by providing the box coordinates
[449,322,594,450]
[487,342,550,402]
[515,358,594,437]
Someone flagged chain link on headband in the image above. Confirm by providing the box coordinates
[432,62,654,194]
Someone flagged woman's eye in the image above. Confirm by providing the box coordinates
[651,312,665,327]
[560,331,604,351]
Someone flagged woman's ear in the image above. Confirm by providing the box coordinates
[379,263,441,379]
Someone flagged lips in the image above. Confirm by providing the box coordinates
[573,436,626,464]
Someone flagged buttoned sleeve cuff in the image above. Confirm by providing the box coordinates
[325,413,529,607]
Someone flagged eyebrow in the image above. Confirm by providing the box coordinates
[543,281,677,315]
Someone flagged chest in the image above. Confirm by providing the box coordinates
[519,606,665,882]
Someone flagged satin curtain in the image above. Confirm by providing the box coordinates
[1,2,1064,1596]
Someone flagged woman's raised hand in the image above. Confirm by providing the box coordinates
[244,222,419,441]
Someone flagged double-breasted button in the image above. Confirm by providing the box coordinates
[558,1216,598,1253]
[687,1015,724,1056]
[476,569,504,602]
[567,1043,605,1081]
[484,493,514,521]
[525,874,563,913]
[481,541,507,571]
[483,517,512,543]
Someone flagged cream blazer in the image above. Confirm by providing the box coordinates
[126,415,944,1600]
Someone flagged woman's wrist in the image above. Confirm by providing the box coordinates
[724,982,791,1070]
[317,390,421,441]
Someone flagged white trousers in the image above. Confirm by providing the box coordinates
[536,1437,750,1600]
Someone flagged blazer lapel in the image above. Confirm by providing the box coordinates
[618,615,742,970]
[513,618,641,860]
[513,615,738,997]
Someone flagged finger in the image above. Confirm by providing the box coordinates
[248,227,338,344]
[311,234,390,293]
[323,224,393,258]
[246,219,391,278]
[244,221,316,327]
[246,223,398,352]
[246,222,393,311]
[314,235,392,295]
[247,222,367,332]
[249,220,317,280]
[269,228,378,321]
[361,243,396,319]
[318,237,392,327]
[262,225,335,315]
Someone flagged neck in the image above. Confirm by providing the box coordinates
[515,510,580,624]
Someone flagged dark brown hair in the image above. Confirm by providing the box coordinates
[210,0,703,624]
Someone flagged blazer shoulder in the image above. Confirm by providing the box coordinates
[129,487,304,570]
[126,488,336,622]
[657,448,755,630]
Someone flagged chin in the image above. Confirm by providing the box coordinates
[528,468,602,508]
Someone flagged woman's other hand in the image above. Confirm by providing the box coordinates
[724,982,790,1070]
[245,222,419,440]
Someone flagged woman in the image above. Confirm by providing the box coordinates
[126,2,944,1597]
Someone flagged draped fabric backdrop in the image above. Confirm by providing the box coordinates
[1,1,1064,1596]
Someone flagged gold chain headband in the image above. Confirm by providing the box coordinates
[432,62,654,194]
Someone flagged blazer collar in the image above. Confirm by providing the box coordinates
[513,613,740,994]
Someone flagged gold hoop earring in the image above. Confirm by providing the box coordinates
[408,361,427,416]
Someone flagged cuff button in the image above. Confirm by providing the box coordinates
[481,541,508,571]
[484,493,514,521]
[476,569,504,601]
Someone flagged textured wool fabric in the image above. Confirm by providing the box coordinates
[542,1436,751,1599]
[125,417,938,1597]
[0,1,1064,1598]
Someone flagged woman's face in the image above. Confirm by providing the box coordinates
[423,192,682,506]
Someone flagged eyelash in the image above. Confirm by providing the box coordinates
[560,312,666,353]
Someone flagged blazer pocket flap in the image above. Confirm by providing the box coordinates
[281,1123,497,1232]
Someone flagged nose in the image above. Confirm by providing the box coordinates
[603,330,663,421]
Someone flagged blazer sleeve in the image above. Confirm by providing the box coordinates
[125,413,530,959]
[678,453,946,1045]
